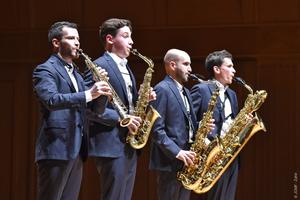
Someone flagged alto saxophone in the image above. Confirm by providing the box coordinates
[126,49,160,149]
[77,49,132,127]
[193,77,267,194]
[177,83,220,191]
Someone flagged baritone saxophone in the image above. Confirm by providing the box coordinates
[178,77,267,194]
[126,49,160,149]
[77,49,132,127]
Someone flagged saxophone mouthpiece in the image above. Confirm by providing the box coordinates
[130,48,138,55]
[233,76,246,85]
[233,76,253,94]
[189,74,205,83]
[77,48,83,55]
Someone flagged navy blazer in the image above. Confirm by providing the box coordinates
[149,76,197,172]
[33,54,92,161]
[190,82,239,139]
[86,52,138,158]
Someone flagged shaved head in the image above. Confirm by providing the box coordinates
[164,49,189,64]
[163,49,192,84]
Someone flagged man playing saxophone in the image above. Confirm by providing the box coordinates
[149,49,198,200]
[190,50,241,200]
[85,18,155,200]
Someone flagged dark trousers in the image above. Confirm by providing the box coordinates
[157,171,191,200]
[207,158,239,200]
[37,156,83,200]
[94,150,137,200]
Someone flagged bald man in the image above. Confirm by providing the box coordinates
[149,49,198,200]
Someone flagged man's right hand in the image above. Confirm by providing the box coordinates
[176,150,196,166]
[126,115,142,134]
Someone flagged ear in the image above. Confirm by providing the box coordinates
[213,66,220,74]
[106,34,114,45]
[52,38,60,49]
[169,61,176,70]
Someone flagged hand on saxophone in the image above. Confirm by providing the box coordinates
[246,113,253,122]
[94,68,109,81]
[126,115,142,134]
[176,150,196,166]
[138,86,157,102]
[148,87,156,101]
[89,81,112,99]
[207,118,215,132]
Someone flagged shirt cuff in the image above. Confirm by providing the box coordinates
[85,91,93,103]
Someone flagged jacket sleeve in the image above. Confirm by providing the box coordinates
[32,64,86,111]
[151,85,181,159]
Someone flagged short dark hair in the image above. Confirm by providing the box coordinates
[205,49,233,78]
[99,18,132,46]
[48,21,78,44]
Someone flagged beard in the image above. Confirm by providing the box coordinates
[60,47,78,60]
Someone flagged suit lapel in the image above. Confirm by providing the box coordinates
[104,53,129,103]
[226,89,238,116]
[208,83,225,121]
[165,76,189,118]
[126,64,138,102]
[50,55,77,93]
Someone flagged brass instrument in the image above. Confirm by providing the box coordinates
[177,77,267,194]
[177,85,220,190]
[126,49,160,149]
[77,49,132,127]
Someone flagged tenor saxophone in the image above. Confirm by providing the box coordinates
[126,49,160,149]
[192,77,267,194]
[77,49,132,127]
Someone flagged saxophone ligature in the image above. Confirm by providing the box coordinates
[77,49,132,127]
[178,76,267,194]
[126,49,160,149]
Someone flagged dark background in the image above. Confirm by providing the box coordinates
[0,0,299,199]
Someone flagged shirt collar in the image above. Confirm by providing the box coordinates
[213,79,228,93]
[169,75,184,92]
[107,51,128,67]
[54,53,74,72]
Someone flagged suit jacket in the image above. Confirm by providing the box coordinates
[33,54,95,161]
[86,52,138,158]
[149,76,197,172]
[190,82,238,139]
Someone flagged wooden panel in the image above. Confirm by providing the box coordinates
[258,0,299,22]
[0,80,14,200]
[257,25,300,55]
[80,0,156,28]
[166,0,251,25]
[30,0,82,28]
[0,0,18,29]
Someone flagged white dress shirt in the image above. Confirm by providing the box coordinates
[107,52,134,114]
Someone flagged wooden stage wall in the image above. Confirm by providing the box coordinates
[0,0,299,199]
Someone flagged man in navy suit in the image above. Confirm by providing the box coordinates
[190,50,239,200]
[32,21,111,200]
[149,49,198,200]
[86,18,155,200]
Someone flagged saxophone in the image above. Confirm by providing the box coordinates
[192,77,268,194]
[77,49,132,127]
[126,49,160,149]
[177,84,220,191]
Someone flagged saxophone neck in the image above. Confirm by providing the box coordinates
[233,76,253,94]
[130,49,154,67]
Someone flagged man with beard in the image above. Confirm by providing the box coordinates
[149,49,197,200]
[33,21,111,200]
